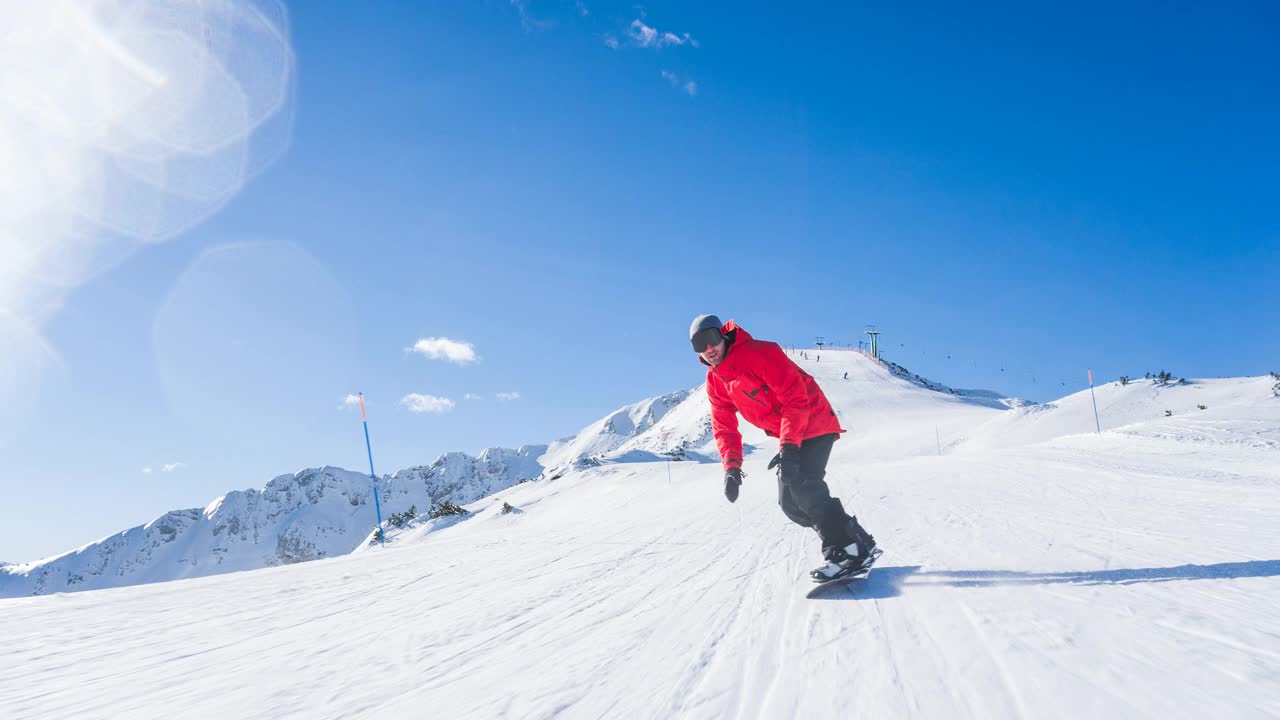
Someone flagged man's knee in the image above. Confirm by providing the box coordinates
[779,502,813,527]
[777,482,813,527]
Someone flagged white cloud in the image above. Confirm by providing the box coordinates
[603,33,620,49]
[661,70,698,97]
[628,19,697,48]
[464,393,484,401]
[511,0,554,31]
[630,19,658,46]
[162,462,186,473]
[142,467,153,475]
[409,337,478,365]
[340,394,362,411]
[576,1,589,16]
[495,392,521,401]
[401,393,456,414]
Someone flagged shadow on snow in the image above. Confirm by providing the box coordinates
[817,560,1280,600]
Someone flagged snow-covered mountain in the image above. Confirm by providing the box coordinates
[538,388,713,477]
[0,385,717,598]
[8,348,1273,604]
[0,445,546,598]
[3,348,1276,719]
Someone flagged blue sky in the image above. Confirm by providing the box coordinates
[3,0,1277,562]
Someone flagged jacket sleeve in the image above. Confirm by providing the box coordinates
[706,375,742,470]
[755,342,811,447]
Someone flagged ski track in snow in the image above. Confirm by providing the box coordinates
[2,353,1278,719]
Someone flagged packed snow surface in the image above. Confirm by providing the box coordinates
[2,350,1277,719]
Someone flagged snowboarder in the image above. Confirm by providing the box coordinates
[689,314,878,582]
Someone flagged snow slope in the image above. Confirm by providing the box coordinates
[2,350,1277,719]
[957,375,1278,452]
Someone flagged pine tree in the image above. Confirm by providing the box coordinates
[388,505,418,528]
[429,501,468,519]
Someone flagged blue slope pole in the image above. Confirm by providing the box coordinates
[1087,370,1101,434]
[359,393,386,546]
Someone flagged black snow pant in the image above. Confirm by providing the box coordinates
[776,433,862,560]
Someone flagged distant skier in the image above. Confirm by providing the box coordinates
[689,314,878,582]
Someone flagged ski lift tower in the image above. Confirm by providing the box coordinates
[865,327,881,359]
[815,336,825,351]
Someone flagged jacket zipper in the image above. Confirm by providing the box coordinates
[741,389,769,408]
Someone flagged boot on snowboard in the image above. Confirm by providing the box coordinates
[810,540,881,583]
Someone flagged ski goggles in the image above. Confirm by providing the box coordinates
[691,326,724,353]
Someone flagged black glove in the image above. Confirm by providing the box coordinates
[724,467,743,503]
[775,444,801,485]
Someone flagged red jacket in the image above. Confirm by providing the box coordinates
[703,321,845,470]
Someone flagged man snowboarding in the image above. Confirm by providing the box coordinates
[690,314,879,582]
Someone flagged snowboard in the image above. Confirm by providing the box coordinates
[805,548,882,599]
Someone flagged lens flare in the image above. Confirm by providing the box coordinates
[152,241,358,441]
[0,0,295,446]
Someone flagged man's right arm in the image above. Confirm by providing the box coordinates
[707,376,742,470]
